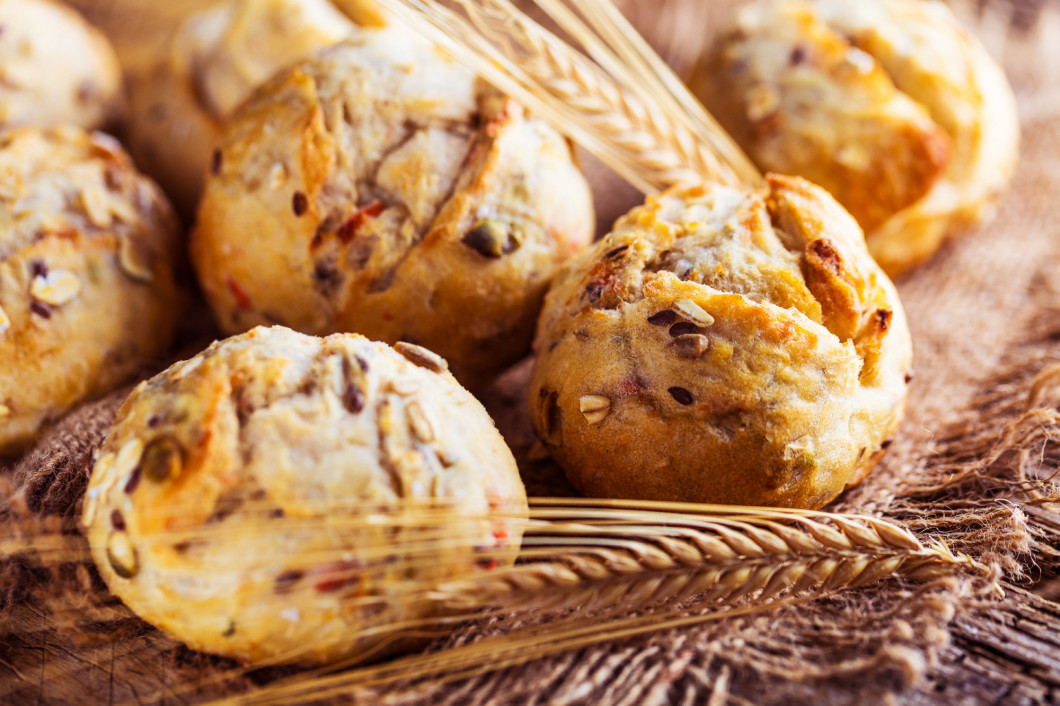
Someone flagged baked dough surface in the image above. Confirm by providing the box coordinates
[692,0,1020,274]
[82,326,527,665]
[0,126,183,454]
[530,176,912,509]
[0,0,122,131]
[192,30,594,387]
[125,0,365,214]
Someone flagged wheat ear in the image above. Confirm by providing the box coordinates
[529,0,759,184]
[433,508,985,614]
[372,0,760,192]
[223,507,982,704]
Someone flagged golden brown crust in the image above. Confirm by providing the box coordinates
[125,0,364,214]
[81,326,527,666]
[691,0,1019,275]
[0,0,123,131]
[191,32,594,387]
[695,2,950,235]
[530,176,911,509]
[0,127,184,455]
[331,0,388,27]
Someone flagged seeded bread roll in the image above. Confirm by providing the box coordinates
[690,0,1019,275]
[530,176,912,509]
[126,0,377,214]
[81,326,527,666]
[191,30,594,388]
[0,126,184,455]
[0,0,122,131]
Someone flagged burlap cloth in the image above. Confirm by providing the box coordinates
[3,1,1060,703]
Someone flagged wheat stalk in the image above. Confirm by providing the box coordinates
[1,501,978,589]
[530,0,756,183]
[226,597,821,705]
[3,502,986,616]
[372,0,760,192]
[432,509,983,615]
[7,498,984,705]
[222,509,980,704]
[108,504,983,705]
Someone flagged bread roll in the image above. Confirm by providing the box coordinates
[82,326,527,665]
[0,0,122,131]
[191,30,594,387]
[125,0,373,214]
[691,0,1020,274]
[530,175,912,509]
[0,126,183,455]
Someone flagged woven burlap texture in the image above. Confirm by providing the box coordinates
[3,0,1060,704]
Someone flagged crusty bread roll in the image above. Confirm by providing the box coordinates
[191,29,594,388]
[82,326,527,666]
[691,0,1020,275]
[0,126,184,455]
[0,0,122,131]
[530,175,912,509]
[125,0,375,214]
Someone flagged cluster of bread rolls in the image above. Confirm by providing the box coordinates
[0,0,1017,668]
